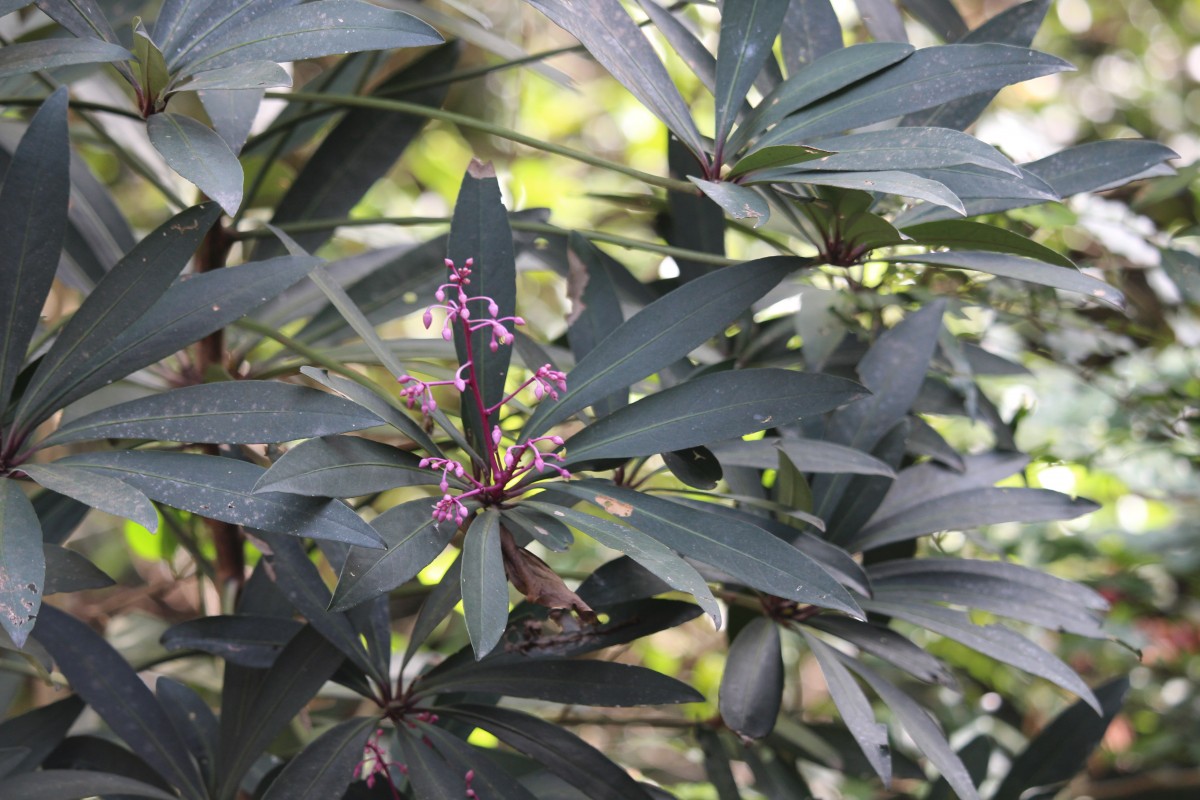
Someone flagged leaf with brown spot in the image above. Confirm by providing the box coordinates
[595,495,633,518]
[0,480,45,648]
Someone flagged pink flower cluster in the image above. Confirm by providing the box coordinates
[398,258,572,524]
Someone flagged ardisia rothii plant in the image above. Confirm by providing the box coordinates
[0,1,1182,798]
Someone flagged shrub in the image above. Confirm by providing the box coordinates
[0,1,1179,798]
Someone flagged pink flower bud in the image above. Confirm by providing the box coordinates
[454,377,467,392]
[465,258,474,267]
[492,427,502,446]
[488,299,499,316]
[444,258,455,269]
[422,309,434,329]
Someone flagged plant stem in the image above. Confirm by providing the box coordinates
[263,91,698,194]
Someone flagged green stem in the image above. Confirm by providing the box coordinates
[234,317,388,390]
[0,95,145,121]
[262,91,698,194]
[235,215,740,266]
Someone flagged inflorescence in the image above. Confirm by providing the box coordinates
[398,258,571,524]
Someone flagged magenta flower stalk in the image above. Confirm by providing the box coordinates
[398,258,571,523]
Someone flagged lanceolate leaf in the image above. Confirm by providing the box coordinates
[56,451,384,548]
[14,204,221,433]
[778,438,897,477]
[903,0,969,41]
[31,606,206,800]
[254,435,435,497]
[525,501,721,625]
[689,178,771,226]
[147,112,243,216]
[805,127,1018,175]
[0,88,69,417]
[720,618,783,739]
[634,0,716,92]
[0,770,180,800]
[440,704,655,800]
[0,38,132,79]
[552,481,863,617]
[20,464,157,532]
[161,615,303,668]
[526,256,803,436]
[781,0,843,74]
[260,717,378,800]
[807,617,958,687]
[901,219,1075,267]
[991,678,1129,800]
[461,509,509,660]
[526,0,707,160]
[1023,139,1179,196]
[43,544,115,594]
[766,169,964,214]
[420,724,539,800]
[0,479,44,648]
[198,86,263,153]
[44,255,321,416]
[330,498,456,611]
[714,0,790,151]
[727,41,914,156]
[757,43,1072,146]
[727,144,829,178]
[41,383,381,448]
[863,599,1101,712]
[157,679,218,786]
[849,486,1099,551]
[448,161,518,447]
[565,233,628,418]
[172,61,291,93]
[562,369,865,464]
[843,657,980,800]
[881,251,1125,310]
[802,632,891,785]
[216,625,345,800]
[173,0,442,74]
[418,659,702,706]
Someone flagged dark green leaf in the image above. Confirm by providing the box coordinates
[0,695,84,776]
[42,382,381,448]
[56,451,384,548]
[257,43,459,259]
[161,615,303,668]
[198,86,262,153]
[550,482,862,617]
[715,0,789,149]
[254,435,434,497]
[47,255,320,415]
[31,606,206,800]
[461,509,508,660]
[805,127,1018,174]
[526,0,707,159]
[0,770,179,800]
[395,726,466,799]
[420,658,702,706]
[260,717,377,800]
[0,480,44,648]
[881,251,1125,310]
[502,507,573,552]
[991,678,1129,800]
[35,0,120,43]
[0,88,69,417]
[902,0,968,40]
[633,0,716,92]
[0,38,131,79]
[758,44,1072,146]
[781,0,843,74]
[525,501,720,624]
[807,617,958,687]
[257,532,381,681]
[404,552,462,665]
[174,0,442,73]
[802,632,890,784]
[696,726,741,800]
[720,618,783,739]
[448,160,518,449]
[133,19,170,103]
[156,678,219,790]
[850,486,1098,551]
[901,219,1074,267]
[662,446,723,491]
[901,0,1050,129]
[526,256,803,437]
[440,704,655,800]
[20,463,157,531]
[710,437,895,477]
[563,369,865,464]
[14,204,221,432]
[565,234,628,418]
[1025,139,1179,197]
[299,367,443,457]
[153,0,212,61]
[330,498,456,611]
[864,599,1100,711]
[844,657,980,800]
[512,599,703,659]
[727,144,829,178]
[689,178,771,226]
[216,625,346,800]
[767,169,964,213]
[147,112,243,216]
[173,61,291,93]
[728,42,913,156]
[42,544,114,595]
